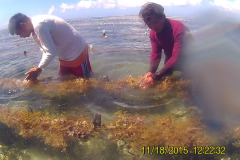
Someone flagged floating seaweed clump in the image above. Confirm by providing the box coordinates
[155,76,191,91]
[155,77,192,102]
[0,108,94,151]
[0,78,23,90]
[103,76,193,106]
[25,76,141,96]
[23,78,98,95]
[104,75,191,93]
[104,76,141,93]
[1,76,143,94]
[0,76,192,102]
[107,111,215,150]
[0,75,190,93]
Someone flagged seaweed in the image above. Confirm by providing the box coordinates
[3,76,239,158]
[0,78,23,89]
[232,126,240,148]
[107,110,216,150]
[0,76,192,105]
[104,76,141,93]
[0,145,31,160]
[0,107,240,159]
[0,108,94,152]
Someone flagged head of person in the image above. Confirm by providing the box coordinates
[8,13,33,38]
[139,2,166,33]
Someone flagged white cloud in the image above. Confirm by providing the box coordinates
[48,5,56,15]
[145,0,202,6]
[211,0,240,11]
[170,0,202,6]
[117,0,145,9]
[100,0,116,9]
[117,0,203,9]
[54,0,240,13]
[56,0,204,12]
[77,0,97,9]
[60,3,75,12]
[58,0,117,11]
[188,0,202,6]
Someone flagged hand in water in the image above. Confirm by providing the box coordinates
[141,72,153,81]
[25,66,42,81]
[140,72,155,89]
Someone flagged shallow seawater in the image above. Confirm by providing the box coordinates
[0,15,240,160]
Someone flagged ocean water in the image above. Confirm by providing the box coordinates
[0,15,198,80]
[0,15,240,160]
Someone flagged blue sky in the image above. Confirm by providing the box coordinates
[0,0,240,29]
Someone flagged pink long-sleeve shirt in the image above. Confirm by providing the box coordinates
[149,18,189,80]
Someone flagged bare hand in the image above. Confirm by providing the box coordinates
[140,72,155,89]
[25,66,42,81]
[141,72,153,81]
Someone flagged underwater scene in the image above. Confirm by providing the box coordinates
[0,15,240,160]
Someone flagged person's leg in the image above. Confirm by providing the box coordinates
[70,55,92,77]
[59,65,71,76]
[86,54,92,73]
[70,65,84,77]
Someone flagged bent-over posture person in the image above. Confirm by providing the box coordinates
[139,3,190,89]
[8,13,92,81]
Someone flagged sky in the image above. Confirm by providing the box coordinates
[0,0,240,30]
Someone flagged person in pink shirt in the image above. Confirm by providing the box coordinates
[139,3,190,89]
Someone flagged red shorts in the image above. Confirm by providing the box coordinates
[59,45,92,77]
[59,54,92,77]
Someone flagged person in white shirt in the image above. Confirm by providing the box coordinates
[8,13,92,81]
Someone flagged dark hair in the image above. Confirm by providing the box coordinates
[8,13,29,35]
[139,2,164,22]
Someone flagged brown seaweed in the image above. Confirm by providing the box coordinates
[0,75,192,101]
[107,110,216,150]
[0,108,94,152]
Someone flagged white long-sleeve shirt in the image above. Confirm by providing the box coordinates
[31,15,86,69]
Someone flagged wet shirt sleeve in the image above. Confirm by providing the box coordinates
[149,31,162,73]
[36,22,58,69]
